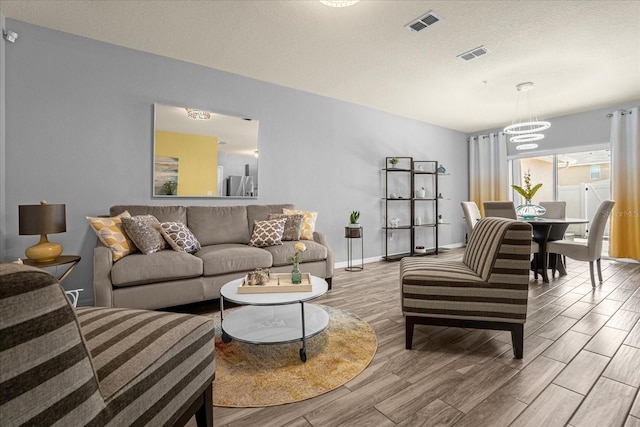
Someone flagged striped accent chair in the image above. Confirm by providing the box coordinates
[401,217,532,359]
[0,264,215,426]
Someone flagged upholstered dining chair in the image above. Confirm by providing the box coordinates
[483,201,517,219]
[460,201,482,242]
[547,200,615,287]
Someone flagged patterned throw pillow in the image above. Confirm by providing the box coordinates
[121,214,166,255]
[268,213,304,241]
[248,218,287,247]
[282,209,318,240]
[160,221,201,254]
[86,211,137,261]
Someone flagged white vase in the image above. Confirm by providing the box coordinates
[416,189,426,198]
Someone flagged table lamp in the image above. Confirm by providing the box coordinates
[19,200,66,262]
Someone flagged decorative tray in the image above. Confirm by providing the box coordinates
[237,272,312,293]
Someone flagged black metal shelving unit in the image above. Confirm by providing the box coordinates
[382,157,440,261]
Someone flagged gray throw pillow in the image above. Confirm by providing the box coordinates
[268,213,304,241]
[160,221,201,254]
[121,214,166,255]
[249,218,287,247]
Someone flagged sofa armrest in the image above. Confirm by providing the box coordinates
[93,245,114,307]
[313,231,334,279]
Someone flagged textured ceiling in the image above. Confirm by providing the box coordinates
[1,0,639,133]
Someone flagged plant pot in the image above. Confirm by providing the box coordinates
[348,223,361,228]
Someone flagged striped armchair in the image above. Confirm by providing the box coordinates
[0,264,215,426]
[401,217,532,359]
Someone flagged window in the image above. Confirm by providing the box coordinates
[511,149,611,243]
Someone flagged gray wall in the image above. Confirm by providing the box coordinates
[1,20,468,305]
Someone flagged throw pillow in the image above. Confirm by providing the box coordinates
[268,213,304,241]
[86,211,137,261]
[248,218,287,247]
[160,221,201,254]
[282,209,318,240]
[121,214,167,255]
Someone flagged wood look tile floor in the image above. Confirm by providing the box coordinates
[187,249,640,427]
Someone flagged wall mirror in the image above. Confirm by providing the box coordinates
[153,103,259,198]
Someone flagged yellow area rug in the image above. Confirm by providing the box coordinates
[212,305,377,407]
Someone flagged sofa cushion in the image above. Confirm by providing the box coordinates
[282,208,318,240]
[121,214,167,254]
[111,251,203,287]
[263,240,328,266]
[268,213,304,241]
[196,244,273,276]
[87,211,137,261]
[248,218,287,247]
[110,205,187,224]
[246,204,295,230]
[160,221,201,254]
[187,205,250,245]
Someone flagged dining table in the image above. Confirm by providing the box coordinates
[520,217,590,283]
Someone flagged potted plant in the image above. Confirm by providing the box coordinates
[349,210,361,228]
[415,186,426,198]
[388,157,399,168]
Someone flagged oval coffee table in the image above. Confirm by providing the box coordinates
[219,275,329,362]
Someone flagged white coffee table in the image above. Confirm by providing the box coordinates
[219,275,329,362]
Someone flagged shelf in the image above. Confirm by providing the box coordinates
[383,158,444,261]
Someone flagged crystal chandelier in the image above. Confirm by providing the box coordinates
[504,82,550,150]
[320,0,360,7]
[185,108,211,120]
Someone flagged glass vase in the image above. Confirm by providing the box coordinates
[291,262,302,284]
[516,199,546,220]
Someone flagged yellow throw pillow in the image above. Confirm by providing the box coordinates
[282,209,318,240]
[86,211,137,261]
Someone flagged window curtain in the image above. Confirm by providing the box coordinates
[469,133,508,215]
[609,107,640,261]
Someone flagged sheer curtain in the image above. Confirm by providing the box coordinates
[469,133,508,215]
[610,107,640,260]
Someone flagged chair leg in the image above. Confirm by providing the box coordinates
[589,261,596,287]
[597,258,603,283]
[405,317,414,350]
[195,383,213,427]
[511,324,524,359]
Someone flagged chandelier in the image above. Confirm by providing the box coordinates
[185,108,211,120]
[320,0,360,7]
[504,82,550,150]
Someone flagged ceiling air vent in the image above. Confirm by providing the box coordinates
[457,46,490,62]
[405,11,443,33]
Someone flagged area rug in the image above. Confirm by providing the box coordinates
[212,305,377,407]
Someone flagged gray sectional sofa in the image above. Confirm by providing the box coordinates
[93,204,334,310]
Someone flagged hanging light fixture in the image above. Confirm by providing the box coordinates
[319,0,359,7]
[504,82,550,148]
[185,108,211,120]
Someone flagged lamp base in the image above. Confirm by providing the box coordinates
[25,234,63,263]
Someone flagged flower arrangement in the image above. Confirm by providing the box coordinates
[512,170,542,201]
[288,242,306,265]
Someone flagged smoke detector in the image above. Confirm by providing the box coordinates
[405,11,443,33]
[457,46,490,62]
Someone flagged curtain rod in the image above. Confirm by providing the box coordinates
[607,108,634,118]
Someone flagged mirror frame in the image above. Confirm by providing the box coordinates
[153,103,259,198]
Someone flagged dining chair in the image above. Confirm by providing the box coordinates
[460,201,482,242]
[483,201,517,219]
[539,201,568,276]
[483,201,540,278]
[547,200,615,287]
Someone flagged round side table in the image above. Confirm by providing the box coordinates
[344,226,363,272]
